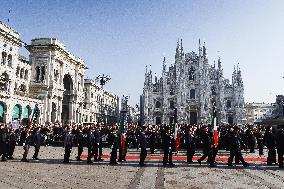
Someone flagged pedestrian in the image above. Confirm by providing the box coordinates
[227,126,249,167]
[0,124,8,161]
[32,127,42,160]
[86,127,95,164]
[197,126,215,167]
[264,126,277,165]
[275,126,284,168]
[76,126,84,161]
[138,126,147,166]
[162,126,174,167]
[7,127,17,159]
[185,126,195,163]
[20,127,32,162]
[109,129,119,165]
[63,127,73,163]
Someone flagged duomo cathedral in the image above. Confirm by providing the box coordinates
[142,39,245,126]
[0,21,119,125]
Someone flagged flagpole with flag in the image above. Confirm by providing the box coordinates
[212,104,219,146]
[27,104,39,131]
[173,108,181,153]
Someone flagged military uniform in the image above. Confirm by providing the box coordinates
[227,128,248,167]
[0,126,8,161]
[138,128,147,166]
[197,128,214,167]
[276,128,284,168]
[86,128,95,164]
[162,128,174,167]
[76,128,84,161]
[264,128,276,165]
[185,128,195,163]
[63,129,73,163]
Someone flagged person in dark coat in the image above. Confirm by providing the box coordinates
[264,126,277,165]
[275,127,284,168]
[32,127,42,160]
[227,126,248,167]
[138,126,148,166]
[109,129,119,165]
[185,127,195,163]
[63,127,73,163]
[86,127,95,164]
[7,127,17,159]
[162,126,174,167]
[0,124,8,161]
[197,126,215,167]
[94,126,104,161]
[149,128,157,154]
[76,127,84,161]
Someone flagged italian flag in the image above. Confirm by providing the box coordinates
[212,106,219,146]
[118,112,126,152]
[173,122,181,153]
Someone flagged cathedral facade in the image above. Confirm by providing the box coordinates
[142,39,245,126]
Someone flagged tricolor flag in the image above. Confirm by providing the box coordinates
[173,123,181,153]
[118,112,127,152]
[211,106,219,146]
[27,104,39,131]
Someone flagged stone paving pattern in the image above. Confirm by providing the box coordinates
[0,146,283,189]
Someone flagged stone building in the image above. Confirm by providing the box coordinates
[142,39,245,126]
[84,79,119,124]
[245,102,277,125]
[0,21,118,125]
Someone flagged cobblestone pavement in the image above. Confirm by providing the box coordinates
[0,146,283,189]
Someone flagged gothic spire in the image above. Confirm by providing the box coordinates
[175,39,180,59]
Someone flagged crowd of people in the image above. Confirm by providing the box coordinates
[0,122,284,168]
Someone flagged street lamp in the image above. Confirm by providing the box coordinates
[95,74,111,124]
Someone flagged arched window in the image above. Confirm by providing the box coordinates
[226,100,231,109]
[155,101,161,108]
[20,68,24,79]
[19,84,27,92]
[35,66,40,81]
[7,54,12,67]
[41,66,45,81]
[211,86,217,95]
[1,52,7,65]
[170,101,175,109]
[189,66,195,81]
[16,66,20,77]
[190,89,195,99]
[0,72,9,91]
[24,70,28,79]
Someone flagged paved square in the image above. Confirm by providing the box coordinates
[0,146,283,189]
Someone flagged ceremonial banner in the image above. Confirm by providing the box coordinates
[212,106,219,146]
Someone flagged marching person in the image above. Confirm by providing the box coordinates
[185,126,195,163]
[32,127,42,160]
[138,125,147,166]
[109,128,119,165]
[162,126,175,167]
[7,127,17,159]
[275,126,284,168]
[76,126,84,161]
[86,126,95,164]
[63,127,73,163]
[197,125,215,167]
[264,126,277,165]
[227,126,248,167]
[0,124,8,161]
[20,127,32,162]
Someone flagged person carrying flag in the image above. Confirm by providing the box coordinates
[118,112,127,162]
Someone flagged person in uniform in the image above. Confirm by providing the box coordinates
[76,126,84,161]
[162,126,175,167]
[149,127,156,154]
[86,127,95,164]
[197,126,215,167]
[20,127,32,162]
[0,124,8,161]
[32,127,42,160]
[275,126,284,168]
[94,125,104,161]
[227,126,249,167]
[138,126,148,166]
[63,127,73,163]
[109,128,119,165]
[7,127,17,159]
[264,126,277,165]
[185,126,195,163]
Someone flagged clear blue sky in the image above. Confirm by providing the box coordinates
[1,0,284,105]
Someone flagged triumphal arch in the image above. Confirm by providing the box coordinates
[26,38,87,124]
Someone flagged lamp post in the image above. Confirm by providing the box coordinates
[95,74,111,124]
